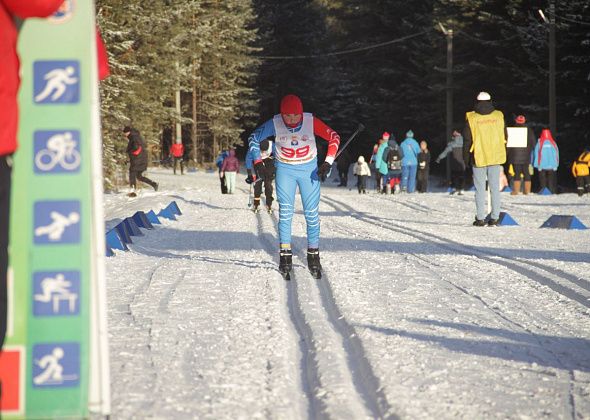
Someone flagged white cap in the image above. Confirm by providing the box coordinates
[477,91,491,101]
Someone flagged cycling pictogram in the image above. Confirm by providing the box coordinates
[34,131,81,173]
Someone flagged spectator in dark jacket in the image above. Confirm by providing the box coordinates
[417,140,431,193]
[336,149,352,187]
[506,115,536,195]
[124,126,158,194]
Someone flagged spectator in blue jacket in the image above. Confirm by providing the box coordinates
[533,128,559,193]
[215,149,229,194]
[374,135,390,193]
[400,130,421,193]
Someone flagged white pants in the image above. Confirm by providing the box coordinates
[224,171,237,193]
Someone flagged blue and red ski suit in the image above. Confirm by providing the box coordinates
[248,112,339,249]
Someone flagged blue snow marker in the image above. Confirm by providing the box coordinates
[541,215,588,230]
[502,185,512,193]
[158,207,177,221]
[114,222,133,244]
[538,187,552,195]
[106,229,128,251]
[132,211,154,229]
[167,201,182,216]
[498,212,519,226]
[123,217,144,237]
[146,210,161,225]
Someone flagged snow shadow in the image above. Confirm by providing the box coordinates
[127,227,281,253]
[169,195,226,210]
[357,320,590,372]
[323,236,589,263]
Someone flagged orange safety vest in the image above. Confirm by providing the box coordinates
[466,110,506,167]
[572,151,590,177]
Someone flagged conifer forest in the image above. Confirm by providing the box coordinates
[97,0,589,189]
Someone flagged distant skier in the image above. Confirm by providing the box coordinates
[247,94,340,279]
[220,148,239,194]
[353,155,371,194]
[245,139,274,212]
[436,130,466,195]
[124,126,158,196]
[215,149,229,194]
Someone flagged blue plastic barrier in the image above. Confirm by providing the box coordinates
[123,217,144,237]
[106,228,128,251]
[114,222,133,244]
[132,211,154,230]
[538,187,552,195]
[497,212,519,226]
[540,215,587,230]
[158,207,177,220]
[146,209,161,225]
[167,201,182,216]
[106,246,114,257]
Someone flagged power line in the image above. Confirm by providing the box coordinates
[546,10,590,26]
[256,30,432,60]
[456,30,519,44]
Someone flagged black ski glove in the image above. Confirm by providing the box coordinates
[254,161,265,182]
[317,161,332,181]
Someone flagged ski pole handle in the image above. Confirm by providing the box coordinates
[335,123,365,160]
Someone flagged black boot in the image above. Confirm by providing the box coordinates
[307,248,322,279]
[279,248,293,280]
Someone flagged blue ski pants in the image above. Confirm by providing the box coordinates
[401,164,417,192]
[275,159,321,249]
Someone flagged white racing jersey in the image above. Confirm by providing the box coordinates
[273,113,316,164]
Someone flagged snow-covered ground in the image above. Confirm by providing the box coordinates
[104,167,590,419]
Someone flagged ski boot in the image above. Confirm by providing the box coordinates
[307,248,322,279]
[252,198,261,213]
[266,205,273,214]
[279,248,293,280]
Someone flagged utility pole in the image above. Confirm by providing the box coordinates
[539,4,556,133]
[549,1,556,133]
[439,22,453,187]
[175,61,182,146]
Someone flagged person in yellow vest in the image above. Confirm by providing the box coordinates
[572,146,590,196]
[462,91,507,226]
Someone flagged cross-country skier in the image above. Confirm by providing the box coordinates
[245,139,275,212]
[248,94,340,279]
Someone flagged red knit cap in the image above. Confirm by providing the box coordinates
[382,132,390,140]
[280,94,303,116]
[515,115,526,124]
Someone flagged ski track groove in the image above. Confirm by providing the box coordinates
[322,195,584,419]
[254,212,324,420]
[322,195,590,310]
[265,212,397,420]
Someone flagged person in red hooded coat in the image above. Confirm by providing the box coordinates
[1,0,67,351]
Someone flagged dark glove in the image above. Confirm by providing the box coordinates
[317,161,332,181]
[245,176,254,184]
[254,161,265,182]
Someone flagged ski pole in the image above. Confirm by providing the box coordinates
[325,123,365,180]
[334,123,365,160]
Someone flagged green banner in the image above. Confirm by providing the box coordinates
[2,0,109,418]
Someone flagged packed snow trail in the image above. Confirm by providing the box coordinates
[105,168,590,419]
